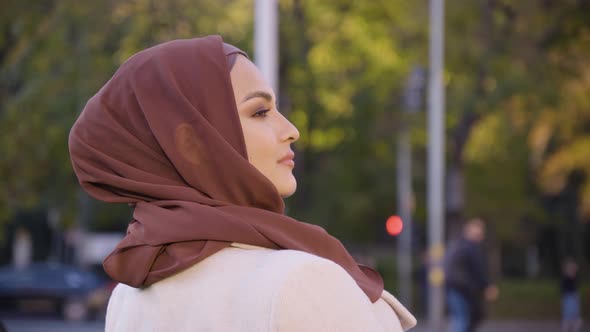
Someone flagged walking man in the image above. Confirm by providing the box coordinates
[444,218,498,332]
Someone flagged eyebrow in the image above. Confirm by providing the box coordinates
[240,91,275,104]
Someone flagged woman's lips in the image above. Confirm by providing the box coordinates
[278,152,295,167]
[280,159,295,167]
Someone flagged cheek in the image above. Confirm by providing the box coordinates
[242,124,274,170]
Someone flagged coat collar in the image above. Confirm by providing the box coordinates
[380,290,417,330]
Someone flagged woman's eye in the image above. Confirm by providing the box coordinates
[253,109,270,118]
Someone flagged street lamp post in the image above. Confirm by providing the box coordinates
[397,67,425,308]
[254,0,279,94]
[427,0,446,330]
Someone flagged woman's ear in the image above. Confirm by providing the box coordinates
[175,123,208,166]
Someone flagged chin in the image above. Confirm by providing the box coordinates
[277,177,297,198]
[280,188,296,198]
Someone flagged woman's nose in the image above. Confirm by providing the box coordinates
[280,113,300,143]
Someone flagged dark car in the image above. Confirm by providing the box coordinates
[0,262,113,321]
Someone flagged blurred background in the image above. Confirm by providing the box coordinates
[0,0,589,331]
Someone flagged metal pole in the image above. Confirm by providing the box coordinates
[254,0,279,94]
[397,124,412,307]
[397,67,424,308]
[427,0,446,330]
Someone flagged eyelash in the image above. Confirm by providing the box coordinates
[253,109,270,118]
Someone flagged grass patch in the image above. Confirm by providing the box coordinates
[489,279,590,320]
[376,257,589,320]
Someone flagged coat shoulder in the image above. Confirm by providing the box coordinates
[106,245,414,332]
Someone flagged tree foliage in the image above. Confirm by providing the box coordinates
[1,0,589,263]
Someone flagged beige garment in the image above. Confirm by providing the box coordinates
[106,243,417,331]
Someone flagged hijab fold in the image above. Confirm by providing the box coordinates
[69,35,384,302]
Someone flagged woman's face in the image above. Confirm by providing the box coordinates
[230,55,300,197]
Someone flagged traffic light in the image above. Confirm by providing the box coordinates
[386,215,404,236]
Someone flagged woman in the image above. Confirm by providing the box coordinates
[69,35,416,331]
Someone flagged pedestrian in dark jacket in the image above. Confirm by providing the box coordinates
[444,218,498,332]
[561,258,582,332]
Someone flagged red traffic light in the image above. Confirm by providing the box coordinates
[386,215,403,236]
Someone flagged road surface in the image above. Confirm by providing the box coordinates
[2,318,586,332]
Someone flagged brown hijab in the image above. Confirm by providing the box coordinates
[68,35,384,302]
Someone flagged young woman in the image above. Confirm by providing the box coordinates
[69,35,416,331]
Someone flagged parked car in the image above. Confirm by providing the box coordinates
[0,262,114,321]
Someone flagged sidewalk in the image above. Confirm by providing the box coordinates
[410,320,582,332]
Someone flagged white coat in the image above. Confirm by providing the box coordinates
[105,243,417,331]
